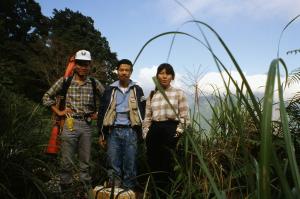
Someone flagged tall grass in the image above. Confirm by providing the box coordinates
[132,14,300,198]
[0,84,54,198]
[1,6,299,198]
[0,84,106,198]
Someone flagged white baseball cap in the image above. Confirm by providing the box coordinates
[75,50,91,61]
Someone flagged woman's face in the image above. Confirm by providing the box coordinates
[157,68,173,89]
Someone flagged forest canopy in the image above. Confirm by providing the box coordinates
[0,0,118,102]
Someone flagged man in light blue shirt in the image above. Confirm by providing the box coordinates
[98,59,146,190]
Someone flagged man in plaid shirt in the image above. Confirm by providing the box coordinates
[43,50,104,193]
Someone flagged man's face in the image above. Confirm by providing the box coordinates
[117,64,132,82]
[75,60,91,76]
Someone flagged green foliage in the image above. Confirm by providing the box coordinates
[287,95,300,135]
[0,84,54,198]
[287,49,300,55]
[0,2,118,197]
[1,0,300,198]
[168,89,261,198]
[48,8,118,84]
[132,14,300,198]
[0,1,118,103]
[0,0,49,43]
[287,68,300,87]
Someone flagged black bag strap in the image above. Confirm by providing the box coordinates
[149,90,155,102]
[89,77,97,112]
[58,76,98,112]
[58,76,73,111]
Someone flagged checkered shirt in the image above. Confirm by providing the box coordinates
[143,86,190,130]
[42,76,104,114]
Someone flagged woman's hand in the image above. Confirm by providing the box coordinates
[142,128,149,140]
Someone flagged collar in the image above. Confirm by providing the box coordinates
[110,80,136,89]
[71,75,92,85]
[164,85,173,91]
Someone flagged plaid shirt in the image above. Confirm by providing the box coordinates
[143,86,190,130]
[42,76,104,114]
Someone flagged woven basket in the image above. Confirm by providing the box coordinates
[93,186,136,199]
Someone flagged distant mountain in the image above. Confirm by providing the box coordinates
[188,92,284,131]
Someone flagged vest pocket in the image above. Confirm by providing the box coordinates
[103,100,116,126]
[103,109,115,126]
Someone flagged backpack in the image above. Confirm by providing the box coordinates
[149,90,156,102]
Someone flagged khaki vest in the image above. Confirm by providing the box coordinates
[103,88,141,127]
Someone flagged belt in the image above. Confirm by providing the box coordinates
[72,115,85,120]
[112,124,131,128]
[151,120,179,125]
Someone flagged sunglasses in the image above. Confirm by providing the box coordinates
[76,60,90,67]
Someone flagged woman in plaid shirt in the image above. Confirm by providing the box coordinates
[143,63,190,197]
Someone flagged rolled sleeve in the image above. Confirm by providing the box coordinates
[142,97,152,135]
[42,77,64,107]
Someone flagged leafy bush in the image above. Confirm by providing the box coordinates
[0,84,53,198]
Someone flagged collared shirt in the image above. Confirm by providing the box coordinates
[112,80,134,125]
[42,76,104,114]
[143,86,190,130]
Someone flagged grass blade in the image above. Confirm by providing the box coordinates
[277,60,300,194]
[186,131,225,199]
[259,59,277,199]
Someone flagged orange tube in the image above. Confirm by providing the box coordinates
[64,55,75,78]
[45,125,60,154]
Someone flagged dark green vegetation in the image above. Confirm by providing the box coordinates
[1,0,300,198]
[132,10,300,198]
[0,0,116,198]
[0,0,118,102]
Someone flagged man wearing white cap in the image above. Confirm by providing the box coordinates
[43,50,104,194]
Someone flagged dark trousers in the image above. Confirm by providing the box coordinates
[146,120,178,196]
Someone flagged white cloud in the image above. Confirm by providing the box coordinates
[159,0,300,24]
[160,0,215,24]
[133,65,157,96]
[133,66,300,100]
[198,71,267,95]
[133,65,186,96]
[198,70,299,100]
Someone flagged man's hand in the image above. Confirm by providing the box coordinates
[52,106,73,117]
[59,108,73,117]
[90,112,98,120]
[98,135,107,149]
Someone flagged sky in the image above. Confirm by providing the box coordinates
[36,0,300,98]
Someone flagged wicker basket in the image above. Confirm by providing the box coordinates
[93,186,136,199]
